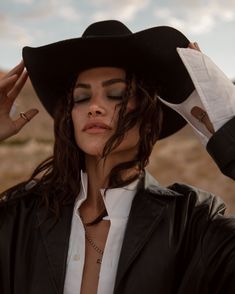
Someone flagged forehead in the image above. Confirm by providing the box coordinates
[76,67,126,83]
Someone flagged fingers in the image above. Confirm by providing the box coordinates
[13,109,39,133]
[0,61,28,110]
[0,74,19,95]
[4,60,24,79]
[7,71,28,100]
[194,42,201,51]
[0,60,26,96]
[188,42,201,52]
[191,106,215,134]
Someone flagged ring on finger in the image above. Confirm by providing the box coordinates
[20,112,30,122]
[197,111,207,122]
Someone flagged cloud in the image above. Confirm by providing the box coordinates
[8,0,148,24]
[57,5,80,21]
[154,0,235,34]
[91,0,150,22]
[0,15,32,45]
[16,0,80,22]
[14,0,34,4]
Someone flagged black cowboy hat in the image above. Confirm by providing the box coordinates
[22,20,194,139]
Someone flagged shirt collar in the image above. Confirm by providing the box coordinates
[100,178,139,220]
[74,170,139,220]
[73,171,88,213]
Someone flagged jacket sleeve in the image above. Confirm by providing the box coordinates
[0,191,39,294]
[206,116,235,180]
[202,215,235,293]
[176,185,235,293]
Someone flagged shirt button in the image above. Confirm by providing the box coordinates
[73,254,80,261]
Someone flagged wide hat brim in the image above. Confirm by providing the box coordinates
[22,20,194,139]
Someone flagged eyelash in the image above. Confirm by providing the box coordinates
[73,94,124,104]
[74,97,89,104]
[108,95,124,100]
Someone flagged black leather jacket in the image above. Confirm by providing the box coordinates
[207,116,235,180]
[1,173,235,294]
[1,118,235,294]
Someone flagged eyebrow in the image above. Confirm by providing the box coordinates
[75,78,126,89]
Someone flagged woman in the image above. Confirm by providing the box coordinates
[1,20,235,294]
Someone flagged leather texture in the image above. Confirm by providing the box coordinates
[207,116,235,180]
[1,170,235,294]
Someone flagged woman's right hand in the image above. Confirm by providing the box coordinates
[0,61,38,141]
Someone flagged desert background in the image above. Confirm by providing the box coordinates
[1,70,235,214]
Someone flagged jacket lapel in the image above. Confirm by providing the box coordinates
[114,172,168,290]
[36,202,74,294]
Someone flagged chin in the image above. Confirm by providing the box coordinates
[76,141,106,157]
[75,132,111,156]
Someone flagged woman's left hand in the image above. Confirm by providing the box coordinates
[188,42,215,134]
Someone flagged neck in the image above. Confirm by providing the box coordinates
[82,152,139,211]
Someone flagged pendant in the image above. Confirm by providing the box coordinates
[97,258,102,264]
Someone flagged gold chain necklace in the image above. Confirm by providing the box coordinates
[80,209,109,264]
[84,225,103,264]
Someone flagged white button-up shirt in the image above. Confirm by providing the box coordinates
[159,48,235,145]
[64,48,235,293]
[63,172,139,294]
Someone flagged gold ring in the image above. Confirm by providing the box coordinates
[20,112,29,122]
[197,111,206,122]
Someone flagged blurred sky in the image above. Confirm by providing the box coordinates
[0,0,235,78]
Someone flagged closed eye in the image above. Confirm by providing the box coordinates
[107,95,124,100]
[73,94,91,104]
[107,89,126,101]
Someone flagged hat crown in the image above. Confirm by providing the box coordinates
[82,20,132,38]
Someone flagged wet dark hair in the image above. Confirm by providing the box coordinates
[1,69,163,222]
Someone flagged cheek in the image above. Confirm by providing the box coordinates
[71,107,81,131]
[117,126,140,152]
[128,127,140,145]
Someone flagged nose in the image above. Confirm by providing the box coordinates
[87,103,106,118]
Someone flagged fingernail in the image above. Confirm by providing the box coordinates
[195,42,200,50]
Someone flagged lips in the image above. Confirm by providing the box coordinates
[83,122,112,132]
